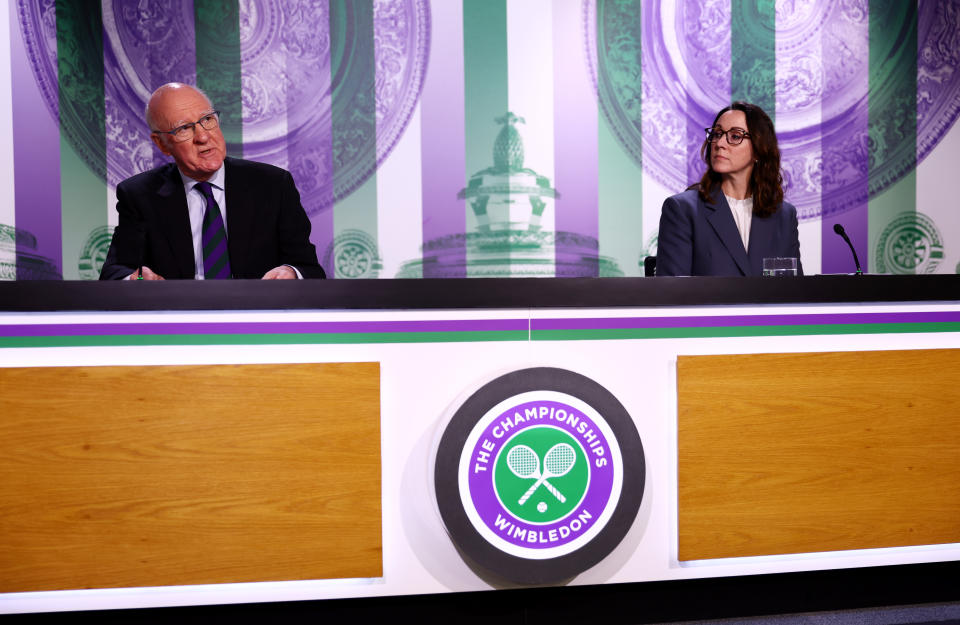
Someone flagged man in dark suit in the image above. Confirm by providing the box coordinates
[100,82,324,280]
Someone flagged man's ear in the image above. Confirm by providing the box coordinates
[150,133,172,156]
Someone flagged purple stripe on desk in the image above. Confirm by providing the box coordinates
[4,311,958,339]
[0,318,528,337]
[531,311,960,331]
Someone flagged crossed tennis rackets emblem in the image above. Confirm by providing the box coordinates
[505,443,577,505]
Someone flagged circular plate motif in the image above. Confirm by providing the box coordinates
[874,212,944,275]
[585,0,960,221]
[323,228,383,278]
[17,0,429,217]
[78,225,115,280]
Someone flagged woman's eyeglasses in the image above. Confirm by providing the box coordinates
[705,127,750,145]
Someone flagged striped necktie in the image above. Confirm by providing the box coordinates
[194,181,231,279]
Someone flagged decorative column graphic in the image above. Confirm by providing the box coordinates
[396,113,622,278]
[0,225,60,281]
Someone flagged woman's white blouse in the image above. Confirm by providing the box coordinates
[725,194,753,252]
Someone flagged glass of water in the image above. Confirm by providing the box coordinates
[762,257,798,277]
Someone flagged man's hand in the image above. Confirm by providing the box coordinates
[261,265,297,280]
[126,266,164,280]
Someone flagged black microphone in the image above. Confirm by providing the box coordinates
[833,223,863,275]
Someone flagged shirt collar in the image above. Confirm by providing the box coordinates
[178,163,226,193]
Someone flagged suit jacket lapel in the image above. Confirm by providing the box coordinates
[155,165,195,279]
[223,157,255,276]
[747,212,777,276]
[703,188,750,275]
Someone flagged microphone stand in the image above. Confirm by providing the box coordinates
[833,224,863,275]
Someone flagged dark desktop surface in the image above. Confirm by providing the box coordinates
[1,274,958,312]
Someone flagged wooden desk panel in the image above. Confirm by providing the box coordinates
[678,349,960,561]
[0,362,381,591]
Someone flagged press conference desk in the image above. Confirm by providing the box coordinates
[3,273,958,311]
[1,276,959,620]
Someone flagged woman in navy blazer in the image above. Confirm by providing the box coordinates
[656,101,802,277]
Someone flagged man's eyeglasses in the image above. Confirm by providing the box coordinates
[153,111,221,143]
[705,127,750,145]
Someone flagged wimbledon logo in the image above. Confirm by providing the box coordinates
[435,368,645,584]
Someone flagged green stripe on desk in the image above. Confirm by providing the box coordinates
[530,322,960,341]
[0,330,529,348]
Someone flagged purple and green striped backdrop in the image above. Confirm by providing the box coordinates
[2,0,958,281]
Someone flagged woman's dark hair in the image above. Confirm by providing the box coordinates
[697,101,783,217]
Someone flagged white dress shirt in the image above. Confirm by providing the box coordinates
[724,194,753,253]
